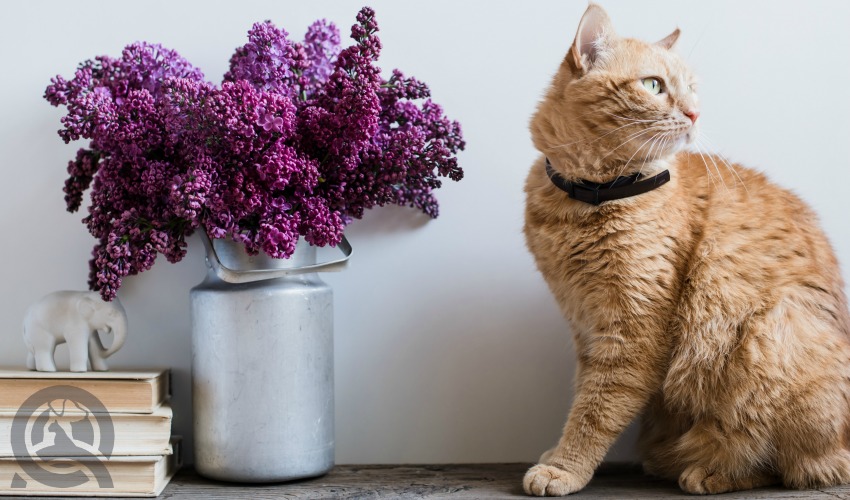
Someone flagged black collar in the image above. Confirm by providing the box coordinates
[545,158,670,206]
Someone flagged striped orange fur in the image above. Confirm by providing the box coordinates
[523,4,850,496]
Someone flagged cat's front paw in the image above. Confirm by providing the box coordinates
[523,464,589,496]
[678,465,777,494]
[678,465,732,495]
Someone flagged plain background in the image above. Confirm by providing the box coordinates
[1,0,848,465]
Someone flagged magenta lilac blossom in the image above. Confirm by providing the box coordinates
[45,7,465,301]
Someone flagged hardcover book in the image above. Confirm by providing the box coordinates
[0,439,181,497]
[0,369,170,414]
[0,404,172,457]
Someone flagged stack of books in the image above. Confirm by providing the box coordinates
[0,368,179,497]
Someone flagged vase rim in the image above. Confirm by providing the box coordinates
[210,236,318,272]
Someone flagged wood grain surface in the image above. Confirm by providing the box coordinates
[161,463,850,499]
[8,463,850,499]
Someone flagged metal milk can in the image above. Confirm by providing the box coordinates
[191,233,351,482]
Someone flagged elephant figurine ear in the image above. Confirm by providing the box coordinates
[76,295,97,318]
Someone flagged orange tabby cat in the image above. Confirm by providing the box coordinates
[523,3,850,496]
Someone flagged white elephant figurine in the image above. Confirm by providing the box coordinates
[23,291,128,372]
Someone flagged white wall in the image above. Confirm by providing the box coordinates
[1,0,848,465]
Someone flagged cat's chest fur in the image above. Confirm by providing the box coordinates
[524,158,693,347]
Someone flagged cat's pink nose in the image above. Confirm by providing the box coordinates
[684,109,700,124]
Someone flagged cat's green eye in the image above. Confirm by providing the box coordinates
[641,77,663,95]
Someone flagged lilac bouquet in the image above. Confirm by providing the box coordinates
[45,7,464,301]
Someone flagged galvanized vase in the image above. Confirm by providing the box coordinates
[191,233,351,482]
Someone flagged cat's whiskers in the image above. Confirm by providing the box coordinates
[649,131,673,167]
[549,111,663,150]
[602,110,660,123]
[686,146,712,193]
[597,125,667,164]
[697,135,750,196]
[613,129,669,180]
[700,145,729,192]
[689,136,729,192]
[549,120,645,151]
[598,128,661,177]
[692,142,722,192]
[705,144,732,192]
[706,147,730,192]
[638,133,672,180]
[692,139,732,193]
[634,134,662,180]
[641,131,673,172]
[686,127,748,193]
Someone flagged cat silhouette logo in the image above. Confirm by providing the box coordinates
[10,385,114,489]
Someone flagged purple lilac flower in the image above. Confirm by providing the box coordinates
[224,21,296,96]
[299,20,342,98]
[64,149,100,212]
[45,7,464,301]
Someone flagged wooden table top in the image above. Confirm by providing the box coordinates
[156,463,850,499]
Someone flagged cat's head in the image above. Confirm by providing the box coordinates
[532,3,698,182]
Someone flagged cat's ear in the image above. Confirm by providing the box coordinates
[569,3,616,74]
[656,28,681,50]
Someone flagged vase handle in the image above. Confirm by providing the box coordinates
[200,232,352,284]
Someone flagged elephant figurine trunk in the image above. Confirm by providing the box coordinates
[23,291,128,372]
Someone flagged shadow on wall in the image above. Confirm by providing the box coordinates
[330,204,591,463]
[106,237,205,464]
[345,204,432,237]
[329,201,640,464]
